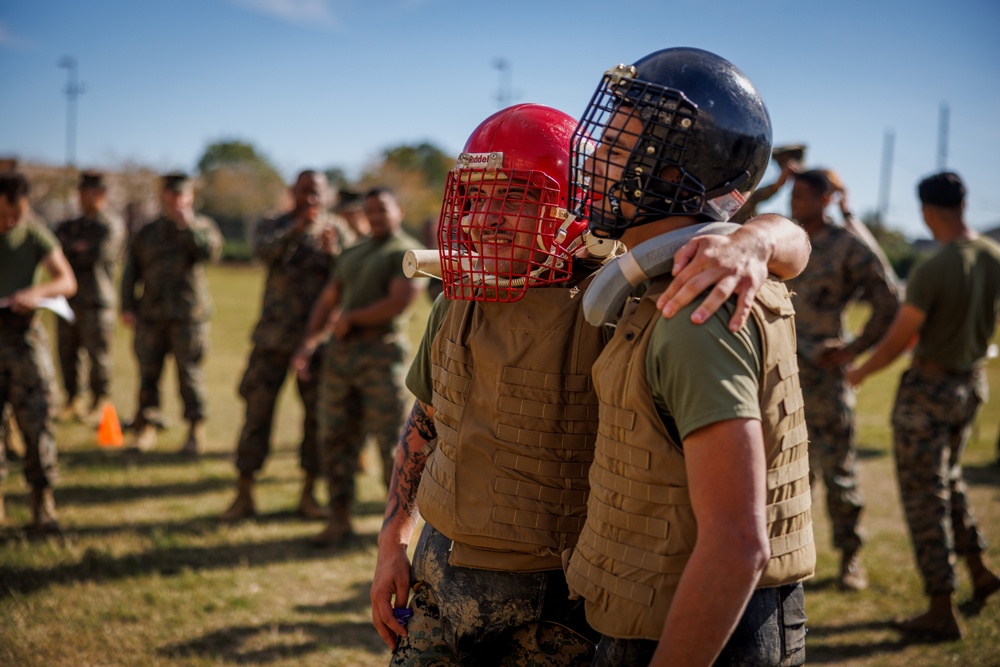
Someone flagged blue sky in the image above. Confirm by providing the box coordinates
[1,0,998,238]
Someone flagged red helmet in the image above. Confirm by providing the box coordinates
[438,103,591,302]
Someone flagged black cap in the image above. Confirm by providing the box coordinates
[162,171,192,192]
[79,171,106,190]
[334,189,363,213]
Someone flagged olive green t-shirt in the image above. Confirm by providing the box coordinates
[646,293,763,441]
[406,293,453,406]
[1,219,58,299]
[333,230,423,331]
[906,236,1000,372]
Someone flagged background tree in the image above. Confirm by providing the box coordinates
[862,210,923,279]
[196,139,287,258]
[357,141,454,235]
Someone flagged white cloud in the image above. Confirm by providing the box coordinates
[227,0,341,30]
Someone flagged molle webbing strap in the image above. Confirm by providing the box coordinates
[596,439,651,469]
[588,495,670,540]
[440,337,471,365]
[767,456,810,491]
[570,551,656,607]
[494,476,588,506]
[497,395,599,422]
[590,463,690,506]
[492,504,586,533]
[579,527,689,575]
[431,364,470,395]
[780,422,809,452]
[597,403,637,431]
[430,388,463,425]
[777,356,798,380]
[433,419,459,455]
[419,461,454,508]
[493,450,591,478]
[765,488,812,523]
[768,524,814,558]
[780,390,804,415]
[501,366,592,393]
[495,423,594,450]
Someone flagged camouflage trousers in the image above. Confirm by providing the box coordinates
[319,335,406,504]
[133,318,209,427]
[57,305,115,403]
[891,366,989,597]
[234,345,322,475]
[391,524,596,666]
[0,325,59,488]
[799,357,863,553]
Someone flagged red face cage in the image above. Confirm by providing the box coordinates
[437,154,578,303]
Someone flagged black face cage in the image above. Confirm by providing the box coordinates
[436,169,570,303]
[569,70,703,240]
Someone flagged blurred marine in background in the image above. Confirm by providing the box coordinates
[120,172,223,455]
[0,172,77,533]
[54,171,125,424]
[221,170,345,521]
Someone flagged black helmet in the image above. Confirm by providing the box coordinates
[570,47,772,239]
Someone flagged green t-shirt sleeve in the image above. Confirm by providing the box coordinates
[903,254,936,314]
[646,297,762,440]
[29,221,59,257]
[405,294,453,405]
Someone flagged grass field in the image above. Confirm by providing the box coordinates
[2,263,999,666]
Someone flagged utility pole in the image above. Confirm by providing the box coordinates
[493,58,511,109]
[59,56,83,215]
[877,129,894,227]
[937,103,949,171]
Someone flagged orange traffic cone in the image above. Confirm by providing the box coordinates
[97,403,124,448]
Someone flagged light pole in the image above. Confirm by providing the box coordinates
[493,58,511,109]
[59,56,83,214]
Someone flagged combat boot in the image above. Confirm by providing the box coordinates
[84,397,111,427]
[57,396,86,422]
[220,473,256,521]
[839,549,869,591]
[312,499,354,547]
[178,421,203,457]
[296,472,329,520]
[30,485,60,534]
[128,423,158,452]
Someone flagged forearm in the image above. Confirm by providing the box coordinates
[301,284,339,349]
[650,541,765,667]
[343,281,418,330]
[742,213,810,280]
[379,400,436,548]
[851,289,901,355]
[849,305,925,383]
[36,249,77,299]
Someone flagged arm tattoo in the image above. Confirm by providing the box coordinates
[383,401,437,530]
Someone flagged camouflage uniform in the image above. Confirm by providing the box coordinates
[392,525,596,667]
[120,214,223,427]
[0,221,60,489]
[320,230,421,504]
[54,209,125,405]
[234,212,342,475]
[891,236,1000,596]
[787,221,900,553]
